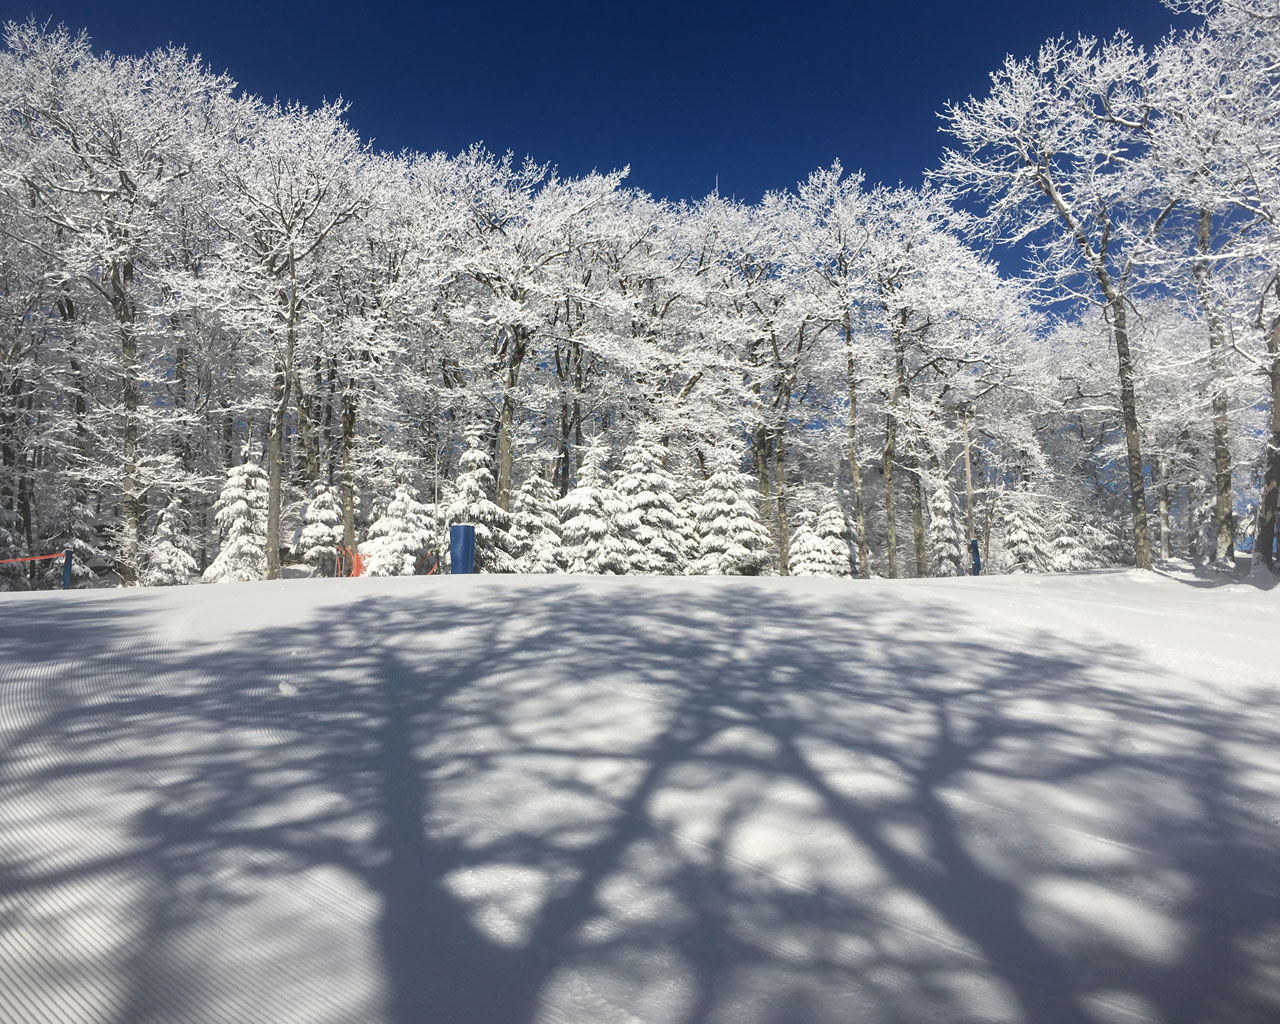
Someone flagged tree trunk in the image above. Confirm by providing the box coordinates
[1192,208,1235,561]
[909,450,927,578]
[266,352,286,579]
[496,327,528,511]
[1256,308,1280,571]
[341,383,357,551]
[775,428,790,575]
[843,312,870,578]
[1108,295,1153,570]
[119,317,141,587]
[1153,457,1171,560]
[883,413,898,579]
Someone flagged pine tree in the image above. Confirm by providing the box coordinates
[816,498,854,578]
[616,429,687,574]
[927,483,964,578]
[364,482,435,576]
[787,512,837,576]
[691,449,773,575]
[445,427,514,572]
[141,498,198,586]
[999,486,1044,574]
[204,460,269,583]
[509,470,563,573]
[296,482,344,577]
[0,502,28,592]
[39,477,100,588]
[558,439,629,574]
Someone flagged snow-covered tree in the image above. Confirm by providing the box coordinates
[364,483,434,576]
[141,498,197,587]
[692,450,773,575]
[787,513,837,577]
[509,470,562,574]
[616,429,687,574]
[999,487,1045,575]
[559,440,628,575]
[927,483,964,578]
[296,483,344,577]
[445,427,513,573]
[816,499,854,578]
[204,460,269,583]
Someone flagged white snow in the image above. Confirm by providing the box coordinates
[0,568,1277,1024]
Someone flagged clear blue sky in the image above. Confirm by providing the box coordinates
[14,0,1193,202]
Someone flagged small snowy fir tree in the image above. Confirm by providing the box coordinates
[296,482,344,577]
[691,449,773,575]
[445,426,514,572]
[364,482,434,576]
[927,483,964,578]
[999,486,1045,574]
[40,477,100,588]
[1046,510,1090,573]
[141,498,198,587]
[816,498,854,578]
[203,460,269,583]
[509,470,563,573]
[558,439,629,574]
[616,429,687,574]
[787,511,838,576]
[0,503,28,592]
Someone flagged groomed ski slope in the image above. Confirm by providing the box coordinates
[0,569,1277,1024]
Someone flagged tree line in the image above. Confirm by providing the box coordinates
[1,1,1276,588]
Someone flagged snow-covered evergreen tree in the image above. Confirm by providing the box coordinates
[0,503,28,592]
[816,498,854,578]
[616,429,686,574]
[364,483,435,576]
[509,470,562,573]
[559,440,629,574]
[296,482,344,577]
[204,460,269,583]
[691,449,773,575]
[787,512,837,576]
[141,498,198,586]
[39,478,100,588]
[999,486,1045,574]
[927,483,964,578]
[445,427,513,572]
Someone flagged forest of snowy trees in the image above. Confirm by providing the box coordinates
[1,0,1277,589]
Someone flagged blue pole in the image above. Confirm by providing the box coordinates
[450,525,475,574]
[62,549,73,589]
[970,538,982,577]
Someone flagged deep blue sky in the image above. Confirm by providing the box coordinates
[15,0,1194,202]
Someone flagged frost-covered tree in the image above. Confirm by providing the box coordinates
[816,499,854,578]
[1046,512,1090,574]
[364,483,434,576]
[927,483,964,578]
[296,483,344,577]
[204,460,269,583]
[445,427,513,573]
[559,440,628,575]
[0,504,28,592]
[141,498,197,587]
[999,487,1046,575]
[787,512,838,577]
[692,450,773,575]
[509,470,562,574]
[616,430,686,574]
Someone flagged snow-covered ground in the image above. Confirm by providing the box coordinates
[0,568,1277,1024]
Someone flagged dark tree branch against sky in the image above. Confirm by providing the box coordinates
[15,0,1193,201]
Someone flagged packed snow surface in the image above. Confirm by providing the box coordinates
[1,569,1277,1024]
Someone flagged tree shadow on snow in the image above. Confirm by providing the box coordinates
[0,578,1277,1024]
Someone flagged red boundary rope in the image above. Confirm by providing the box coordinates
[0,552,65,565]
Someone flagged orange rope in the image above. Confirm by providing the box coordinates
[0,552,65,565]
